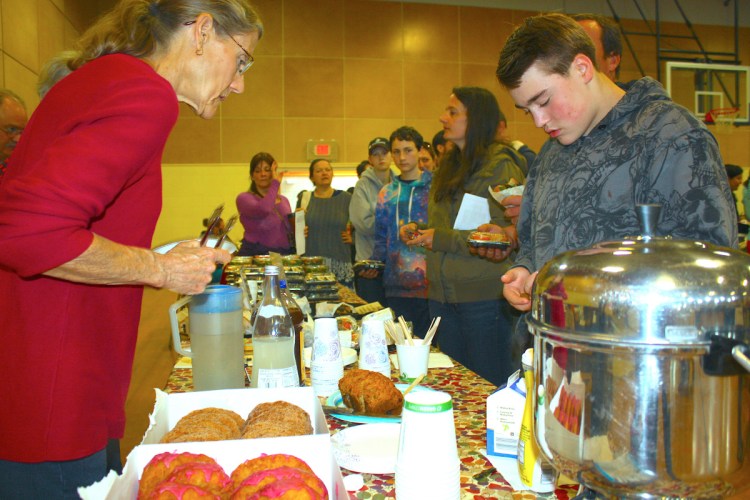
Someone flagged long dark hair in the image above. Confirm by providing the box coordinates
[432,87,500,202]
[248,151,275,195]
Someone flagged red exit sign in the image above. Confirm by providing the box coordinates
[314,143,330,156]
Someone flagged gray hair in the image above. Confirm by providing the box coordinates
[39,0,263,93]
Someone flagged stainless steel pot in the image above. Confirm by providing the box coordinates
[527,206,750,498]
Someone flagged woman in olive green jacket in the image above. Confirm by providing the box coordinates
[400,86,525,386]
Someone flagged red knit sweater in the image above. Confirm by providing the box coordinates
[0,54,178,462]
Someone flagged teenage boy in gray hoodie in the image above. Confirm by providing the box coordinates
[350,137,395,304]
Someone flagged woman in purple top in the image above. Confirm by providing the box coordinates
[236,152,293,255]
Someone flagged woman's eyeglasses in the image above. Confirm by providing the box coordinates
[184,20,254,75]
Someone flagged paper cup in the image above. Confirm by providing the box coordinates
[310,317,343,397]
[358,319,390,377]
[395,343,430,382]
[395,390,460,499]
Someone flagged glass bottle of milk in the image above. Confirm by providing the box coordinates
[250,265,299,388]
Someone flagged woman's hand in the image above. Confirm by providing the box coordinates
[399,222,419,244]
[501,267,537,312]
[405,228,435,251]
[341,224,353,245]
[272,160,284,183]
[469,223,517,262]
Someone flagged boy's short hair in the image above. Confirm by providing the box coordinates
[432,130,446,150]
[389,126,424,151]
[497,13,597,89]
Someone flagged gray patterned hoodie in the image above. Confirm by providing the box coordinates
[515,77,737,273]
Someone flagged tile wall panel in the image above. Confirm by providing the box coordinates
[221,117,284,163]
[402,3,459,62]
[344,58,403,118]
[403,60,460,119]
[4,0,39,73]
[284,0,344,58]
[38,0,66,69]
[345,0,403,59]
[284,57,344,118]
[252,0,283,56]
[222,56,283,118]
[460,7,515,65]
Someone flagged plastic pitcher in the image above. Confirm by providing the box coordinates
[169,285,245,391]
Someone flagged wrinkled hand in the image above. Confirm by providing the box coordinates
[501,267,537,312]
[469,223,517,262]
[157,240,231,295]
[501,195,523,225]
[404,227,434,251]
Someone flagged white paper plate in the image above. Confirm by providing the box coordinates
[304,347,357,368]
[331,423,401,474]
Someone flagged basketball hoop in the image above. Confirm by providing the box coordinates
[706,107,740,134]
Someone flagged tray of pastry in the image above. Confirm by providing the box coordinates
[467,231,511,249]
[353,260,385,272]
[304,272,337,285]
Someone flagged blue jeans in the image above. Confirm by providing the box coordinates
[428,299,514,387]
[386,296,431,339]
[0,440,121,499]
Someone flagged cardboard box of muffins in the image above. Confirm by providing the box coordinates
[80,387,347,499]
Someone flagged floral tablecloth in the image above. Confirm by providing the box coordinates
[165,345,578,500]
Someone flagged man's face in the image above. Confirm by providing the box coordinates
[729,175,742,191]
[391,139,420,180]
[577,19,620,82]
[509,61,595,146]
[0,98,28,162]
[368,147,391,172]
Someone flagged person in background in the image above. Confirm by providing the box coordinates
[418,141,437,172]
[370,126,431,337]
[0,89,28,179]
[726,163,743,218]
[236,152,293,256]
[432,129,452,163]
[350,137,395,304]
[298,159,354,287]
[400,87,526,386]
[571,13,622,82]
[347,160,370,194]
[492,13,735,319]
[497,109,535,176]
[0,0,261,496]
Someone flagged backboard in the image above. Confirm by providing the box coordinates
[665,61,749,125]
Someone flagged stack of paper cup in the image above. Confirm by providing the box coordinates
[310,317,343,397]
[357,318,390,377]
[395,390,460,499]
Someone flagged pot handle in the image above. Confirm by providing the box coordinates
[732,345,750,373]
[169,296,193,358]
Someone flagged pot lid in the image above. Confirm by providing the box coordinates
[529,207,750,346]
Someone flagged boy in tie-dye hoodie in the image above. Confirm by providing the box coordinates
[371,126,431,338]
